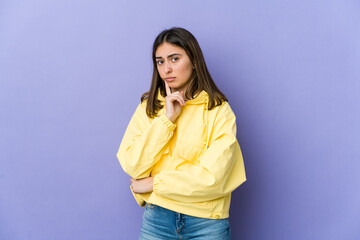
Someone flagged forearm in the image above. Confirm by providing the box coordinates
[131,177,154,194]
[117,114,176,179]
[153,141,246,202]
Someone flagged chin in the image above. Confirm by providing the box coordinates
[168,83,180,89]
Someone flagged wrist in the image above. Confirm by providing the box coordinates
[166,113,175,122]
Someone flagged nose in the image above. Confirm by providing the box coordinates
[164,61,172,74]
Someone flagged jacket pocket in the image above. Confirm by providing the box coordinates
[176,133,206,164]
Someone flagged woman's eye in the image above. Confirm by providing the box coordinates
[171,57,179,62]
[157,60,163,65]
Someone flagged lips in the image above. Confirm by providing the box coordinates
[165,77,176,82]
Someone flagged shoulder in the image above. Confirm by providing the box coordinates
[131,100,148,120]
[140,99,148,109]
[136,99,163,120]
[212,101,236,118]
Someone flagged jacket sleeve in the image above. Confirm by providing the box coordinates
[152,102,246,202]
[116,102,176,179]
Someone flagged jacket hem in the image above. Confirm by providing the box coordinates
[146,192,229,219]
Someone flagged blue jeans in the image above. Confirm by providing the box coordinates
[139,203,231,240]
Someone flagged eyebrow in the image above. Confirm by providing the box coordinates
[155,53,182,59]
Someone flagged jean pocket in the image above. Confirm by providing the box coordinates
[145,203,156,210]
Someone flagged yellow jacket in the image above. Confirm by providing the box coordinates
[117,90,246,219]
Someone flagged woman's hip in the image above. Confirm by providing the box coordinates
[139,203,231,240]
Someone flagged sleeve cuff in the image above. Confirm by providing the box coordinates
[159,114,176,131]
[153,175,161,194]
[130,186,146,207]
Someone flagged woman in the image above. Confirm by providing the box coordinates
[117,27,246,239]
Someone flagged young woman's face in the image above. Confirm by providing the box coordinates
[155,42,194,93]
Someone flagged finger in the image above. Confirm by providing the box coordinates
[170,92,186,105]
[172,91,185,100]
[168,95,185,106]
[164,81,172,96]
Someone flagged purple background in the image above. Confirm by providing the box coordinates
[1,1,359,239]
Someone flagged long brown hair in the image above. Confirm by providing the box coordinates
[141,27,227,118]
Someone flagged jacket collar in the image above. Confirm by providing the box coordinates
[157,90,208,105]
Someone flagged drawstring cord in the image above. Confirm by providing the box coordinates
[203,96,210,156]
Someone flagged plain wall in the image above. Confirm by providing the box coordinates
[1,0,359,239]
